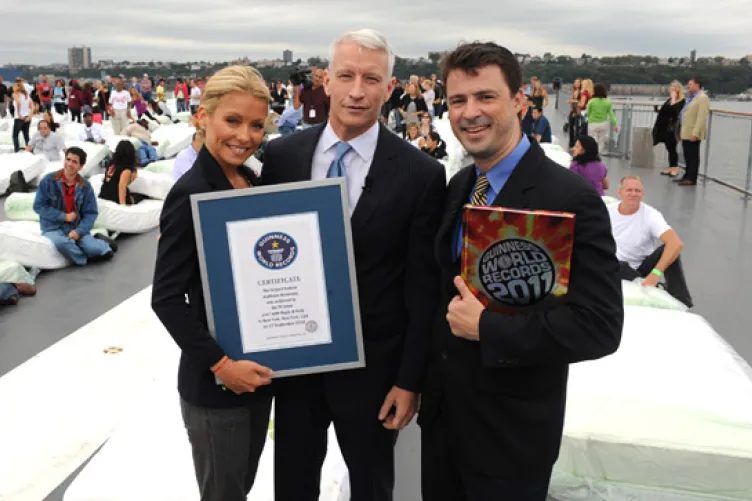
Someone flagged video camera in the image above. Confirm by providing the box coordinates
[290,67,313,89]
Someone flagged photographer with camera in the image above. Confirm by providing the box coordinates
[291,67,329,127]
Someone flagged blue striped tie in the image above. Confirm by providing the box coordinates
[327,141,352,178]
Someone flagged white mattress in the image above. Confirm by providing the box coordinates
[0,220,70,269]
[59,122,86,142]
[4,189,155,234]
[64,391,350,501]
[128,169,174,200]
[539,143,572,168]
[551,306,752,500]
[143,158,176,178]
[30,160,63,186]
[96,198,162,234]
[104,135,142,153]
[151,123,195,158]
[0,152,47,194]
[62,140,109,178]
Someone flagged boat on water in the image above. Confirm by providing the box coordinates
[1,101,751,501]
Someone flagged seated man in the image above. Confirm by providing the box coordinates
[532,106,552,143]
[25,120,67,161]
[122,119,161,166]
[608,175,692,307]
[32,147,115,266]
[78,111,106,144]
[421,131,448,159]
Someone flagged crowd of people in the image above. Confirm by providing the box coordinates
[1,29,701,501]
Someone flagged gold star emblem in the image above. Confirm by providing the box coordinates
[271,241,279,248]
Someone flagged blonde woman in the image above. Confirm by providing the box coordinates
[12,82,32,152]
[421,79,436,118]
[531,79,549,110]
[405,122,424,148]
[653,81,685,177]
[151,65,273,501]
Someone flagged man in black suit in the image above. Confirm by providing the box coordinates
[418,42,624,501]
[261,29,446,501]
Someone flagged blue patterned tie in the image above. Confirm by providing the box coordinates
[327,141,353,178]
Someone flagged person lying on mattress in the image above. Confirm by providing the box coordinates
[122,119,162,167]
[608,175,692,307]
[24,119,66,161]
[32,146,116,265]
[99,141,144,206]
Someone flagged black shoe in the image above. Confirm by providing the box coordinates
[672,177,687,183]
[94,233,118,253]
[88,250,114,263]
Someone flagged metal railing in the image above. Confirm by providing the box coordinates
[561,99,752,198]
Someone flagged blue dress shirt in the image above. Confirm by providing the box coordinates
[453,135,531,261]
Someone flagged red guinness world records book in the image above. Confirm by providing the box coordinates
[461,205,575,313]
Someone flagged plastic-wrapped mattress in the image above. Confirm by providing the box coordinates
[151,124,195,159]
[4,191,160,234]
[551,306,752,501]
[0,152,46,194]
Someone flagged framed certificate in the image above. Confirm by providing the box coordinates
[190,179,365,378]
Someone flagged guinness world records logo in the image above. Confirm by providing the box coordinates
[254,232,298,270]
[478,238,555,306]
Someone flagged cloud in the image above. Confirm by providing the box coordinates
[2,0,749,65]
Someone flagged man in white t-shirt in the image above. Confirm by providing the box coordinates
[608,176,692,307]
[108,78,133,135]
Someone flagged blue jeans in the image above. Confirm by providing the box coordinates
[142,92,152,102]
[278,125,295,136]
[137,141,159,166]
[0,283,18,303]
[43,228,111,266]
[176,99,187,113]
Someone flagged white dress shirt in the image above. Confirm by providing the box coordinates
[311,121,379,215]
[78,123,105,143]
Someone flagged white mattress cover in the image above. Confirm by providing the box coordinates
[552,305,752,500]
[151,123,195,158]
[0,152,47,194]
[30,160,63,186]
[96,198,162,233]
[64,381,350,501]
[0,220,70,269]
[128,169,174,200]
[104,135,141,153]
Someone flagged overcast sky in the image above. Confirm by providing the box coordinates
[3,0,750,65]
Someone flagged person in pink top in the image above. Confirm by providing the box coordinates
[569,135,609,195]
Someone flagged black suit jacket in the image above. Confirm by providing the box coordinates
[418,141,623,477]
[261,124,446,409]
[151,146,271,408]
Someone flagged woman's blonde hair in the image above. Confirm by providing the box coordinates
[669,80,684,100]
[406,122,420,139]
[13,82,28,97]
[201,65,271,114]
[581,79,594,95]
